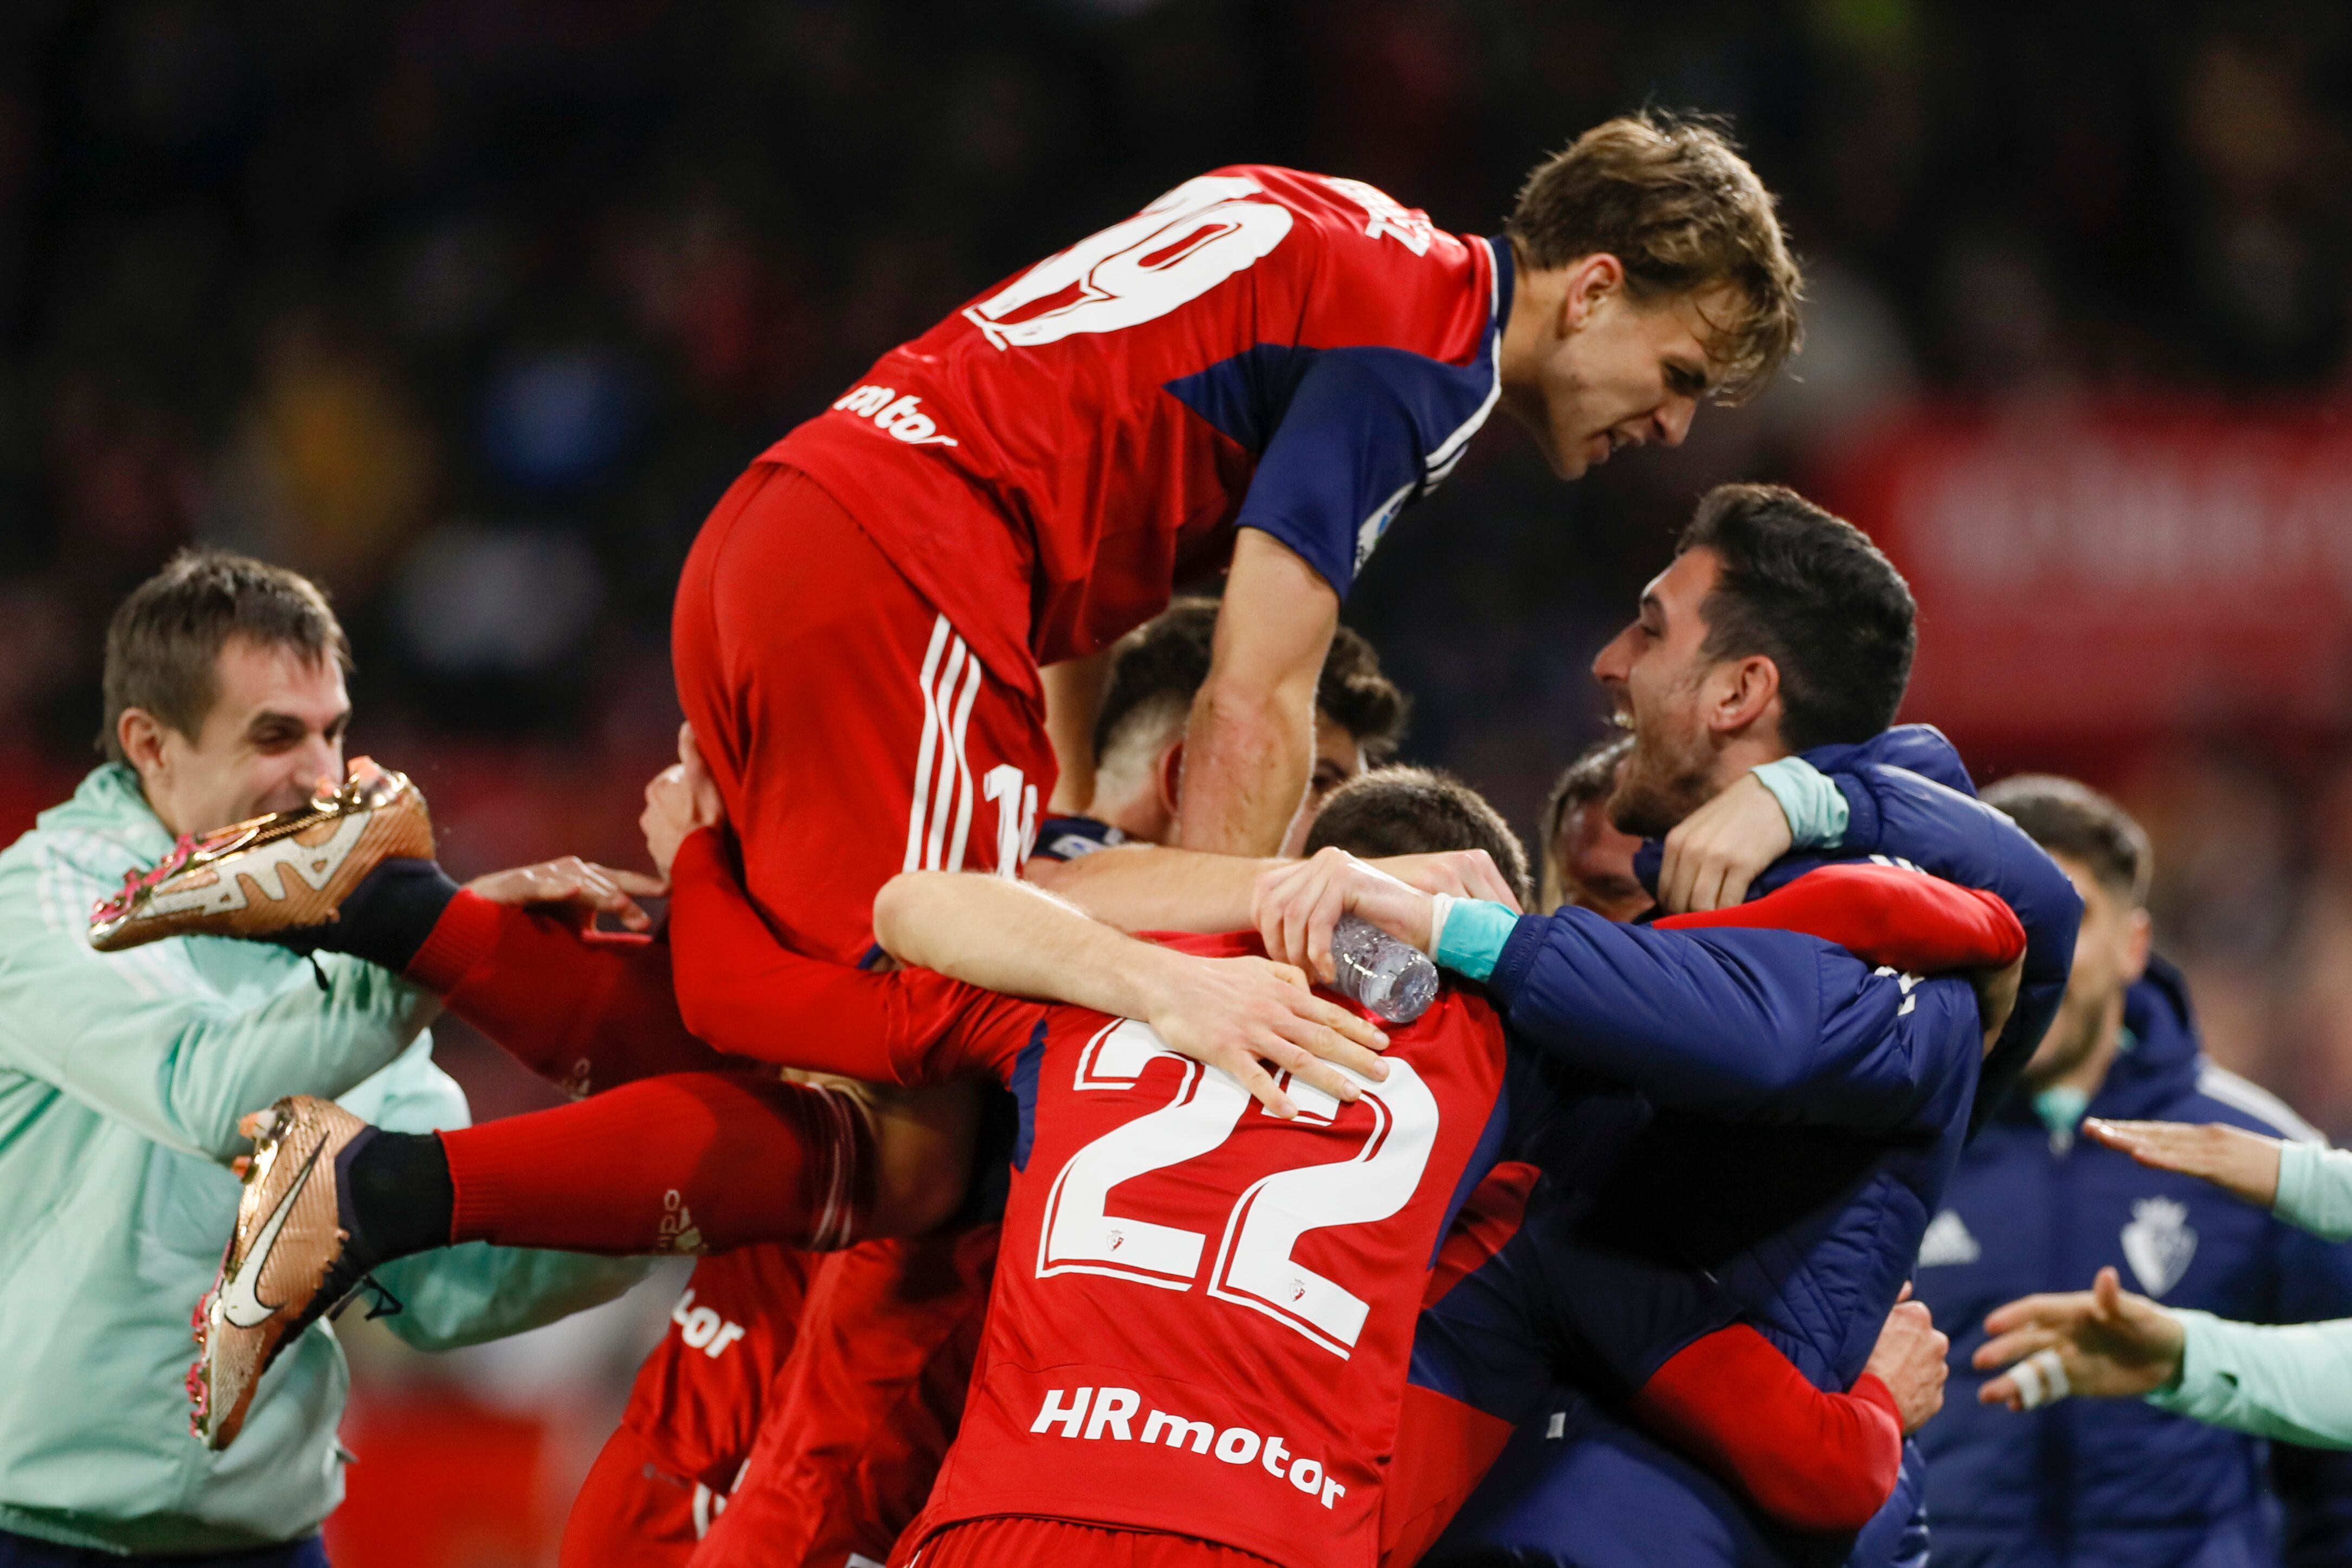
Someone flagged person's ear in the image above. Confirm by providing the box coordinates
[117,708,170,779]
[1560,253,1625,334]
[1706,654,1782,742]
[2122,906,2154,985]
[1157,739,1186,819]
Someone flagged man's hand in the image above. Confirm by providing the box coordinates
[2085,1119,2284,1210]
[1658,773,1792,914]
[1254,847,1437,983]
[642,722,725,877]
[466,857,666,932]
[1863,1284,1950,1435]
[1972,953,2025,1054]
[1134,945,1392,1119]
[1373,849,1524,911]
[1975,1266,2187,1409]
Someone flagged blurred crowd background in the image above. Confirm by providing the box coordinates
[5,1,2351,1562]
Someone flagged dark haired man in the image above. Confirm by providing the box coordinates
[1537,735,1648,918]
[0,550,654,1563]
[1910,776,2352,1568]
[1252,483,2083,1565]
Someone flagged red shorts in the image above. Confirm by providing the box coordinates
[687,1227,1000,1568]
[594,464,1051,1564]
[671,461,1057,967]
[904,1518,1281,1568]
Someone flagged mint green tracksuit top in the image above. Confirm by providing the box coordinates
[0,765,649,1555]
[2147,1139,2352,1448]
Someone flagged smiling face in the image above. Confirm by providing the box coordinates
[1588,544,1792,839]
[1500,254,1730,480]
[120,636,352,836]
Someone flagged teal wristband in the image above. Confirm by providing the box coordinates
[1434,899,1519,983]
[1751,757,1850,849]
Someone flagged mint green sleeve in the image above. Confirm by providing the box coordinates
[2146,1308,2352,1449]
[1751,757,1850,849]
[1434,898,1521,982]
[350,1039,652,1350]
[2274,1141,2352,1243]
[0,848,439,1164]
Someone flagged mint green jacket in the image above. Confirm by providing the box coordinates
[2148,1140,2352,1448]
[0,766,649,1555]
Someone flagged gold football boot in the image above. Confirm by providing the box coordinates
[91,759,432,953]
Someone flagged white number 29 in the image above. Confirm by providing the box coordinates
[1035,1018,1440,1357]
[963,175,1294,350]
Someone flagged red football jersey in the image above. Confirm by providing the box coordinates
[867,934,1510,1568]
[770,166,1507,699]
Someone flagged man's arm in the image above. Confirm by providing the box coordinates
[665,826,1389,1118]
[874,869,1387,1120]
[1256,851,1987,1131]
[1822,759,2082,1074]
[0,853,436,1162]
[1036,841,1520,934]
[1175,529,1336,854]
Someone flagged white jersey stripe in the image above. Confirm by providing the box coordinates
[923,638,971,871]
[942,650,984,874]
[2199,1066,2327,1145]
[903,616,953,874]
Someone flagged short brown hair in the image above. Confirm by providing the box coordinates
[1981,775,2151,907]
[1680,483,1915,751]
[100,548,351,760]
[1306,766,1533,910]
[1507,112,1801,400]
[1093,600,1408,763]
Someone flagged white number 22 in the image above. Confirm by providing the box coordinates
[963,175,1294,350]
[1036,1018,1440,1357]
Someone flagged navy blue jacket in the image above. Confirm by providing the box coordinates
[1425,725,2082,1567]
[1913,959,2352,1568]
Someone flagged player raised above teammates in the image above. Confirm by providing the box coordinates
[659,109,1799,1568]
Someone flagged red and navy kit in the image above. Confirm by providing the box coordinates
[773,166,1509,696]
[657,166,1514,1564]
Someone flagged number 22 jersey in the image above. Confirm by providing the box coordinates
[869,934,1530,1568]
[770,166,1509,702]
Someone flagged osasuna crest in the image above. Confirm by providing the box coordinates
[2122,1197,2197,1297]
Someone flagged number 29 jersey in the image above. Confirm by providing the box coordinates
[770,166,1509,704]
[890,933,1522,1568]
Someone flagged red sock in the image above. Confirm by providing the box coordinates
[439,1073,873,1255]
[408,891,735,1095]
[1630,1323,1903,1534]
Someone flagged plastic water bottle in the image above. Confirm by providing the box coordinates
[1329,914,1439,1025]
